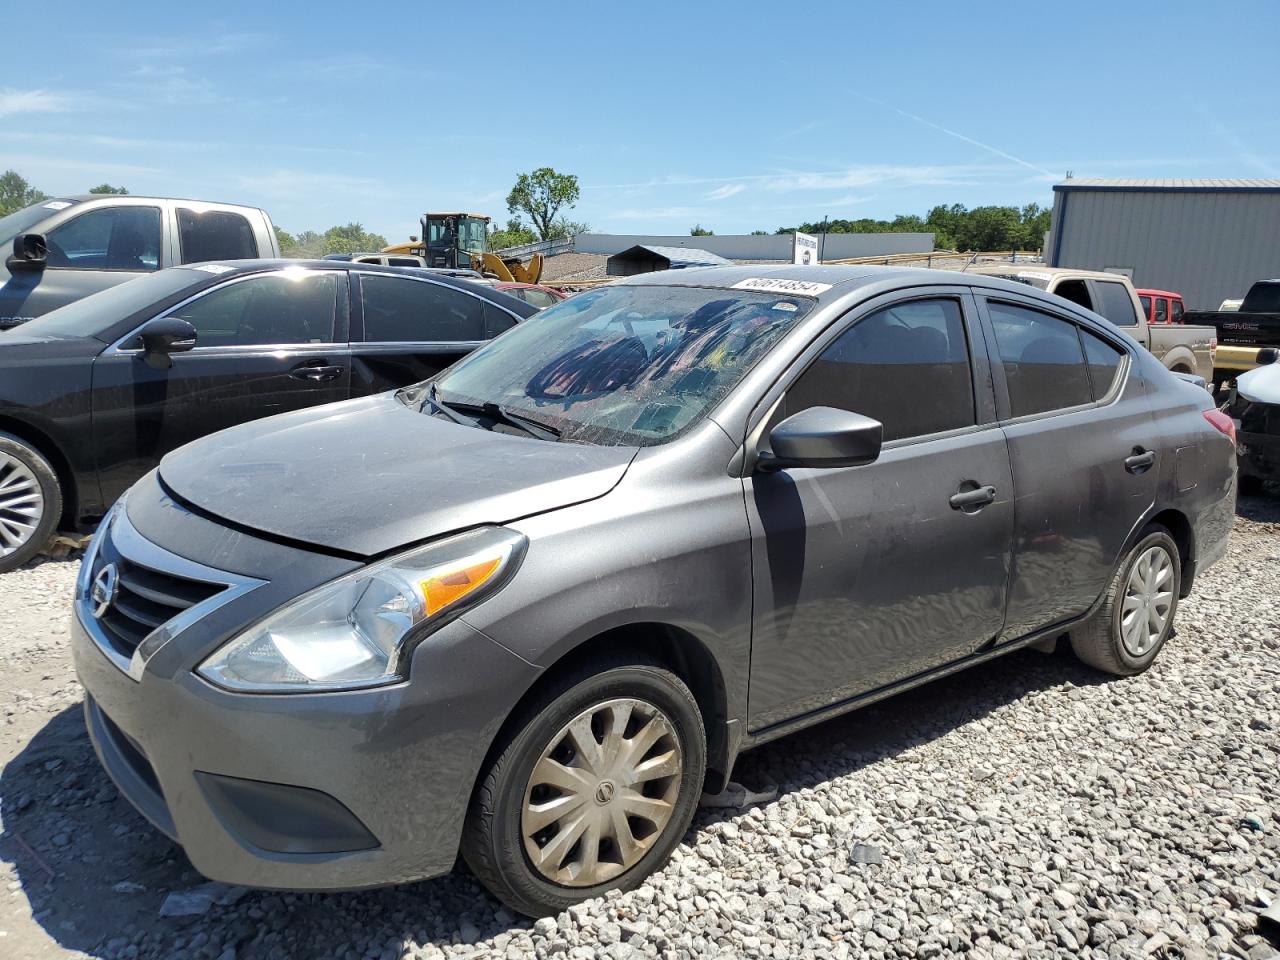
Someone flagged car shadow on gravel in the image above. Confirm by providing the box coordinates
[2,641,1118,960]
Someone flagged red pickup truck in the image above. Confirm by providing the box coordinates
[1136,288,1186,325]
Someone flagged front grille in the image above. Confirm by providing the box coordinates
[92,535,224,662]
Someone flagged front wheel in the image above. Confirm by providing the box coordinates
[461,658,706,917]
[1071,528,1181,676]
[0,432,61,573]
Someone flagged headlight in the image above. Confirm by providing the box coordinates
[197,526,526,693]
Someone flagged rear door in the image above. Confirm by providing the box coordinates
[349,273,522,393]
[744,288,1015,730]
[976,292,1157,640]
[91,268,351,504]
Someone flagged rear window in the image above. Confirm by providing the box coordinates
[1242,282,1280,313]
[1093,280,1138,326]
[178,208,259,263]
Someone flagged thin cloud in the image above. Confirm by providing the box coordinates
[588,163,1009,193]
[0,88,77,117]
[858,94,1055,177]
[706,183,746,201]
[608,206,711,221]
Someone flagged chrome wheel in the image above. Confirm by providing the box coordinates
[522,697,683,888]
[1120,545,1174,657]
[0,452,43,559]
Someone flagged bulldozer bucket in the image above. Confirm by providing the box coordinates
[508,253,544,285]
[477,252,516,282]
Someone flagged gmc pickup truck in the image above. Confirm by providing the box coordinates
[969,265,1216,384]
[1184,279,1280,390]
[1,195,280,329]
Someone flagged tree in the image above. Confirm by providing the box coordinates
[273,226,296,252]
[506,167,580,241]
[775,200,1051,252]
[750,230,769,236]
[690,224,714,236]
[548,218,589,240]
[88,183,129,195]
[321,222,388,255]
[489,218,537,250]
[0,169,49,217]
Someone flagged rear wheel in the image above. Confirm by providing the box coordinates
[0,433,61,573]
[1071,528,1181,676]
[462,658,706,917]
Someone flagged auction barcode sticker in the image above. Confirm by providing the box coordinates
[731,277,832,295]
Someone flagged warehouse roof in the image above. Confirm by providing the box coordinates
[1055,178,1280,192]
[606,244,733,276]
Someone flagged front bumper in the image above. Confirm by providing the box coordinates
[72,488,539,891]
[1239,430,1280,481]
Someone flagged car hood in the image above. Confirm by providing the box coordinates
[158,392,638,557]
[0,331,103,360]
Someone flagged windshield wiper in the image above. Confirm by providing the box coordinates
[428,387,561,441]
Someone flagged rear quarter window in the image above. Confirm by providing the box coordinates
[1093,281,1138,326]
[178,208,259,263]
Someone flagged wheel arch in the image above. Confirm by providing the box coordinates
[1138,507,1194,596]
[475,621,735,800]
[0,414,78,528]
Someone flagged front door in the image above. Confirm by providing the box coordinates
[91,268,351,506]
[977,294,1158,640]
[745,292,1014,732]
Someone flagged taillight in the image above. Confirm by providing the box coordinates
[1209,337,1217,364]
[1203,408,1236,446]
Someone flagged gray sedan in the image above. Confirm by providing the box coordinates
[70,266,1235,916]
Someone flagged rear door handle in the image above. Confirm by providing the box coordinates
[290,363,344,382]
[949,485,997,510]
[1124,449,1156,474]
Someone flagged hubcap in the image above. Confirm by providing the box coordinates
[1120,545,1174,657]
[0,452,43,559]
[522,697,683,888]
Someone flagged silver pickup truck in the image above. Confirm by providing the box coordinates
[968,265,1216,383]
[1,195,280,329]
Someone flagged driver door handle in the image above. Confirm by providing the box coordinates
[949,485,997,510]
[1124,449,1157,474]
[290,362,344,383]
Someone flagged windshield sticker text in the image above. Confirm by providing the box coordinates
[731,278,832,295]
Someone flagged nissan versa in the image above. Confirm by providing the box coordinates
[71,266,1235,917]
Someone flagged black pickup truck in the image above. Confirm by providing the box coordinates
[1185,279,1280,389]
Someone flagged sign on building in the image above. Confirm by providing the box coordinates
[793,232,819,266]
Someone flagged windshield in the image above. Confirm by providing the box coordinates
[15,268,208,340]
[458,218,487,254]
[984,271,1050,290]
[432,284,814,446]
[0,199,79,249]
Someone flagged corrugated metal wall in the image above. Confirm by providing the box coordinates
[1049,188,1280,310]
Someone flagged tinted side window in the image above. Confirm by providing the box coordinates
[523,289,561,309]
[1081,329,1125,399]
[166,273,337,347]
[178,208,259,263]
[1094,281,1138,326]
[1154,298,1168,323]
[1170,299,1184,323]
[1140,295,1152,319]
[46,206,161,271]
[988,302,1092,417]
[786,298,975,442]
[1055,279,1093,311]
[483,301,518,338]
[361,276,485,342]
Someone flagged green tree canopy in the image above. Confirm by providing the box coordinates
[488,217,537,250]
[320,222,389,255]
[776,202,1051,252]
[506,167,581,241]
[0,169,49,216]
[690,224,714,236]
[88,183,129,195]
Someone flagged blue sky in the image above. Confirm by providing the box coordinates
[4,1,1278,242]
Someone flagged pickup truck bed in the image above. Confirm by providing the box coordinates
[1186,280,1280,385]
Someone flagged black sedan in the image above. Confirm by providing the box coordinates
[0,260,536,569]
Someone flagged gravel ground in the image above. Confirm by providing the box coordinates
[1,493,1279,960]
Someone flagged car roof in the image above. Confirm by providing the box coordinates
[966,264,1130,283]
[59,194,267,209]
[613,263,1085,305]
[1135,288,1182,298]
[170,259,538,314]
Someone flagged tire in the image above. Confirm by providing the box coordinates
[461,656,706,917]
[1071,528,1181,676]
[1239,474,1264,497]
[0,432,61,573]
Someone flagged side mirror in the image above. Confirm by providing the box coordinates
[758,406,883,472]
[1257,347,1278,366]
[137,317,197,370]
[6,233,47,272]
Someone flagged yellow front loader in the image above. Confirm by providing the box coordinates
[382,213,544,284]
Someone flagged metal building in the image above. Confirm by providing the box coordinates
[1046,179,1280,310]
[606,244,732,277]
